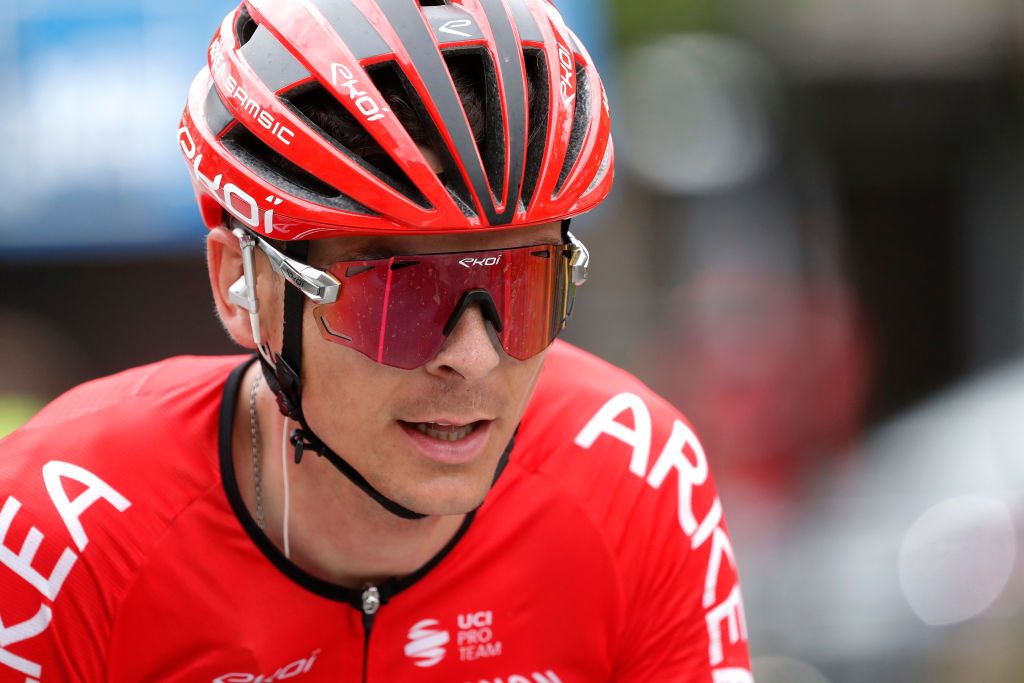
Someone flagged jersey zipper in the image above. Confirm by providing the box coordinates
[360,585,381,683]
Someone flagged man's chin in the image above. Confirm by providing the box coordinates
[389,481,492,518]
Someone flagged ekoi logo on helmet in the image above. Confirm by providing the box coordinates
[459,255,503,269]
[557,42,576,108]
[178,123,280,234]
[330,62,390,123]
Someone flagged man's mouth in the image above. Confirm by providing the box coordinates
[399,420,486,442]
[397,419,495,465]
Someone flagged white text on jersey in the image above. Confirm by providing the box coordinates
[575,393,751,677]
[0,461,131,682]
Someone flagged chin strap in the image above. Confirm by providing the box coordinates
[289,421,516,519]
[256,350,516,520]
[289,424,427,519]
[247,237,515,521]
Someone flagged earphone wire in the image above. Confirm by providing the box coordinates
[281,416,292,559]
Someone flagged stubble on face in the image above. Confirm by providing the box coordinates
[293,224,561,517]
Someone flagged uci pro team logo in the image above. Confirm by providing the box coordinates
[405,611,503,667]
[405,619,450,667]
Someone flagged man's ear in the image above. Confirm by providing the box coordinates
[207,226,258,349]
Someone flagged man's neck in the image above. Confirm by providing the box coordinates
[232,364,466,588]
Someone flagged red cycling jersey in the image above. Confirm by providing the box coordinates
[0,341,750,682]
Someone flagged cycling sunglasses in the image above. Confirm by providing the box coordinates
[234,228,590,370]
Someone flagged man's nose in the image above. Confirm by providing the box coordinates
[424,304,501,380]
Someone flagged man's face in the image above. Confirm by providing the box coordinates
[264,222,563,516]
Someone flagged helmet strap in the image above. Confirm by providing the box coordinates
[279,240,308,409]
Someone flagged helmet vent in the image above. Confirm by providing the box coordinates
[235,5,259,48]
[417,0,450,5]
[281,74,431,210]
[554,61,590,196]
[377,58,478,217]
[520,48,548,209]
[221,126,376,215]
[443,50,505,203]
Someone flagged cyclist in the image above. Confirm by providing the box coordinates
[0,1,751,680]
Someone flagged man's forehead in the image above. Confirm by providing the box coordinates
[309,222,563,262]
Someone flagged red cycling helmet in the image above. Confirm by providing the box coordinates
[178,0,614,240]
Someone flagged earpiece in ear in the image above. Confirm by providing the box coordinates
[229,276,254,312]
[233,228,266,347]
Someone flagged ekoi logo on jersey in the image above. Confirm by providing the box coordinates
[471,672,563,683]
[404,610,503,667]
[212,648,321,683]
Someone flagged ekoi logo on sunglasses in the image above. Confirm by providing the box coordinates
[459,255,503,268]
[212,648,321,682]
